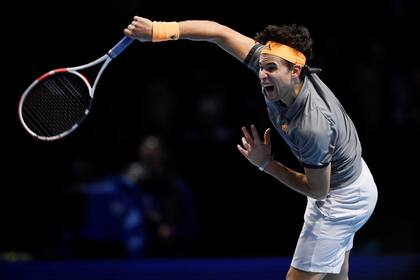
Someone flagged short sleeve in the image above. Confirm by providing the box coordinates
[243,43,264,74]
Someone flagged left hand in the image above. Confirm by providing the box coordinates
[237,124,272,168]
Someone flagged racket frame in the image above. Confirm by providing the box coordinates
[18,36,134,141]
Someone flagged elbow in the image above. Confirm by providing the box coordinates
[310,191,328,200]
[307,184,329,200]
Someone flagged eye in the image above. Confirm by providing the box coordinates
[266,64,277,72]
[260,63,277,73]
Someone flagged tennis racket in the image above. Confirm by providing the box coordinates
[18,36,134,141]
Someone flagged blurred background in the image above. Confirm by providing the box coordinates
[2,0,419,278]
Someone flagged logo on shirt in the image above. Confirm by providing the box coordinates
[279,112,288,133]
[280,123,289,133]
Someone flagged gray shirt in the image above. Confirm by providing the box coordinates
[244,43,362,189]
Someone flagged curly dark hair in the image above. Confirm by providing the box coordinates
[254,24,314,65]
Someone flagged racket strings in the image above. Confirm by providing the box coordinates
[30,74,89,132]
[21,73,92,138]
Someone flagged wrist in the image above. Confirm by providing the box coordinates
[152,21,180,42]
[258,158,272,172]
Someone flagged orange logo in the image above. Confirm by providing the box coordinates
[280,123,288,133]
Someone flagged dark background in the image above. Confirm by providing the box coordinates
[2,0,419,260]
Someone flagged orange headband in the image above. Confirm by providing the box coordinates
[261,41,306,67]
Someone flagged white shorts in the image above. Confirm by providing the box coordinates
[291,158,378,274]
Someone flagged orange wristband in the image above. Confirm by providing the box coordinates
[152,21,180,42]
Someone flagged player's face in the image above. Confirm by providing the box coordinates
[259,54,293,103]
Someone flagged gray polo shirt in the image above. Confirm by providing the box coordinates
[244,43,362,189]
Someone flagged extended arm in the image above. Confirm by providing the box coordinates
[124,16,256,62]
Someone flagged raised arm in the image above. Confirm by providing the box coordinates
[124,16,256,62]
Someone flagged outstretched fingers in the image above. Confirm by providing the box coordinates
[238,125,262,157]
[241,126,253,144]
[238,126,254,157]
[250,124,261,143]
[263,128,271,146]
[238,125,272,167]
[237,143,248,157]
[241,137,251,150]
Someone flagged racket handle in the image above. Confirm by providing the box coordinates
[108,36,134,59]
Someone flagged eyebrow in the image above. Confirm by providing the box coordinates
[259,62,277,67]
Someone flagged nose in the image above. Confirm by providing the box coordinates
[259,69,268,81]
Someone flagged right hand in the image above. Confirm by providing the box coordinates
[124,16,153,42]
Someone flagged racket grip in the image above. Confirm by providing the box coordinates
[108,36,134,59]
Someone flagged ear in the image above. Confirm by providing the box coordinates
[291,65,302,78]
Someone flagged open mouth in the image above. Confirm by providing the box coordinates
[262,85,275,99]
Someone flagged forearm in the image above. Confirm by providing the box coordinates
[125,17,256,62]
[263,160,325,200]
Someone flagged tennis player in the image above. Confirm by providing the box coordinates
[124,17,378,280]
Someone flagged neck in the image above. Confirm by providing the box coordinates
[281,79,303,107]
